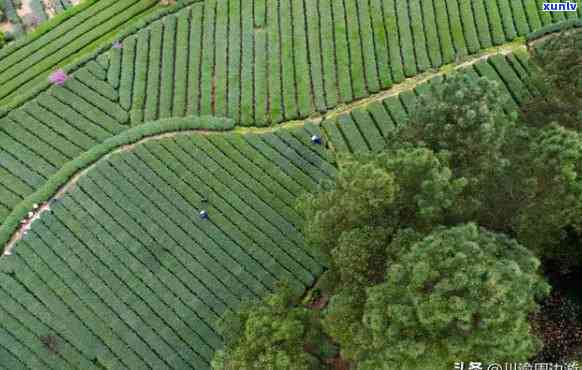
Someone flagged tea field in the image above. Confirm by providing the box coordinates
[0,0,580,368]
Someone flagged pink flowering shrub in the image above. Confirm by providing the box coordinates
[112,41,123,49]
[48,69,69,86]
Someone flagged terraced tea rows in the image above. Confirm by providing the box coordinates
[0,1,580,369]
[104,0,581,127]
[0,124,333,370]
[0,68,128,222]
[0,46,539,368]
[322,49,534,153]
[0,0,186,107]
[0,0,577,228]
[0,115,236,249]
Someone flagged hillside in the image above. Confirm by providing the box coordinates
[0,0,581,369]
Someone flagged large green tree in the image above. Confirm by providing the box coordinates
[522,29,582,130]
[392,73,526,230]
[212,38,582,369]
[515,124,582,264]
[324,224,550,369]
[298,147,465,288]
[211,284,326,370]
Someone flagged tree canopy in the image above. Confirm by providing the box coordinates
[357,224,549,368]
[522,30,582,130]
[213,32,582,368]
[211,284,326,370]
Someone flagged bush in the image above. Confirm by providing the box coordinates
[0,0,200,112]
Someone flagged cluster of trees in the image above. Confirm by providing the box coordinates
[211,30,582,369]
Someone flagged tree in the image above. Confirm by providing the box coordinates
[298,147,465,286]
[391,73,525,229]
[323,224,550,369]
[297,156,397,265]
[522,29,582,130]
[515,124,582,266]
[331,227,391,289]
[211,283,327,370]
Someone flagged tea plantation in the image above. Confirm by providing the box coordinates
[0,0,580,369]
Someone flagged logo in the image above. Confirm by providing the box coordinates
[543,2,578,11]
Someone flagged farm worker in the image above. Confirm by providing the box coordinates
[311,135,322,145]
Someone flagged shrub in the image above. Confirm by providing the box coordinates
[48,69,69,86]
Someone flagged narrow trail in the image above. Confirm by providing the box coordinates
[261,41,527,130]
[1,40,529,257]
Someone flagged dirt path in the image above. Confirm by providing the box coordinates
[16,0,32,19]
[299,41,527,125]
[0,21,14,34]
[42,0,57,18]
[0,41,529,258]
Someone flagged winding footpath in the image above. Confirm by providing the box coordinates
[0,39,535,258]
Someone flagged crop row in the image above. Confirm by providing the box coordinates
[156,135,322,279]
[2,0,578,120]
[0,57,136,223]
[0,127,329,369]
[102,0,580,129]
[2,192,216,369]
[0,0,159,106]
[322,50,534,154]
[104,150,275,298]
[0,115,234,245]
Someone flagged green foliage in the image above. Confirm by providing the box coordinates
[326,224,550,368]
[527,19,582,40]
[321,287,368,362]
[0,124,330,370]
[0,115,234,248]
[0,31,6,49]
[299,66,580,368]
[497,0,517,40]
[212,284,325,370]
[0,0,159,105]
[393,73,521,227]
[523,29,582,130]
[3,3,582,370]
[399,73,514,175]
[515,124,582,263]
[332,227,390,288]
[0,0,199,111]
[298,157,396,264]
[298,147,464,267]
[311,270,340,297]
